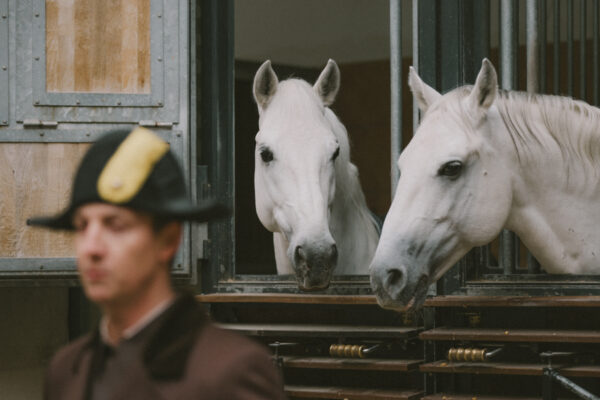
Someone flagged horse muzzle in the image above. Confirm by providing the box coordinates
[292,242,338,291]
[370,262,429,311]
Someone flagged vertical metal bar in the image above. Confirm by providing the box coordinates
[580,0,587,100]
[500,0,517,89]
[595,0,599,105]
[413,0,420,133]
[390,0,402,195]
[526,0,542,273]
[554,0,561,94]
[201,0,235,289]
[540,0,547,93]
[527,0,539,92]
[568,0,574,95]
[500,0,517,274]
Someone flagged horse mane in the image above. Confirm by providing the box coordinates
[324,108,379,231]
[437,86,600,187]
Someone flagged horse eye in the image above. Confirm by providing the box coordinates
[331,146,340,161]
[260,148,274,163]
[439,161,463,178]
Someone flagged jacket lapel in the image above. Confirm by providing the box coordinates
[64,293,208,400]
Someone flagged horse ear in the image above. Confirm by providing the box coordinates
[467,58,497,111]
[408,66,441,113]
[314,59,340,107]
[253,60,279,111]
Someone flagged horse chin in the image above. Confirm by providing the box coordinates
[373,275,430,312]
[295,269,333,292]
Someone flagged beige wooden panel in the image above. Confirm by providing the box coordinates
[0,143,89,257]
[46,0,151,94]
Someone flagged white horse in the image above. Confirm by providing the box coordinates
[253,59,379,290]
[370,58,600,311]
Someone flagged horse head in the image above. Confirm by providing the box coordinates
[370,59,515,310]
[253,59,344,290]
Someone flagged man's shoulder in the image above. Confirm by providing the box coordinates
[185,323,285,398]
[191,323,272,365]
[49,333,93,372]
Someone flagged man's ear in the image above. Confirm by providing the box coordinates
[157,222,182,265]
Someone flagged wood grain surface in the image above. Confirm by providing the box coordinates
[0,143,88,257]
[46,0,150,93]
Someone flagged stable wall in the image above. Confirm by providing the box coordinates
[0,287,69,400]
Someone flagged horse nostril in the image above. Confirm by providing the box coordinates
[330,244,338,263]
[387,268,403,287]
[294,246,307,266]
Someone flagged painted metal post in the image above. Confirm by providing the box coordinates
[500,0,517,274]
[594,0,599,106]
[568,0,574,95]
[526,0,542,273]
[526,0,539,93]
[540,0,547,93]
[554,0,561,94]
[580,0,587,100]
[390,0,402,195]
[200,0,235,290]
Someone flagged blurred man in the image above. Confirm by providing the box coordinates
[29,128,286,400]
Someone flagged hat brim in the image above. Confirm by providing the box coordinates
[27,199,230,231]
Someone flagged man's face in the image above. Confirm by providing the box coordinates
[73,203,180,307]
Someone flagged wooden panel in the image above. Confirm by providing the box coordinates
[0,143,88,257]
[420,327,600,343]
[285,385,423,400]
[46,0,150,93]
[423,394,540,400]
[218,323,421,338]
[425,296,600,308]
[420,360,600,378]
[282,356,423,372]
[197,293,378,305]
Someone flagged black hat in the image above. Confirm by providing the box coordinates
[27,128,228,230]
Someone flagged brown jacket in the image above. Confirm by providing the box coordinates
[44,294,286,400]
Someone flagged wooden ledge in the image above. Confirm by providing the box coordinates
[197,293,378,305]
[281,356,423,371]
[424,295,600,308]
[423,394,540,400]
[420,360,600,377]
[420,327,600,343]
[284,385,423,400]
[217,323,422,338]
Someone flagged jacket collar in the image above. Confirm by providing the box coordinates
[73,292,209,381]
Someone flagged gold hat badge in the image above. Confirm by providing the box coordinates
[97,127,170,204]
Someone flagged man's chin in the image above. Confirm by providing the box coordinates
[82,284,114,305]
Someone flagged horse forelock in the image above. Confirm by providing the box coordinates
[420,87,479,137]
[261,79,324,127]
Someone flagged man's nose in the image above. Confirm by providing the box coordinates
[77,224,105,258]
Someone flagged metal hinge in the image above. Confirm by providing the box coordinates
[138,120,173,128]
[23,119,58,128]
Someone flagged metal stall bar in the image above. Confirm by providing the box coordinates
[580,0,587,100]
[390,0,402,195]
[527,0,539,92]
[554,0,561,94]
[568,0,574,95]
[200,0,235,290]
[595,0,599,105]
[540,0,547,93]
[500,0,517,274]
[526,0,542,273]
